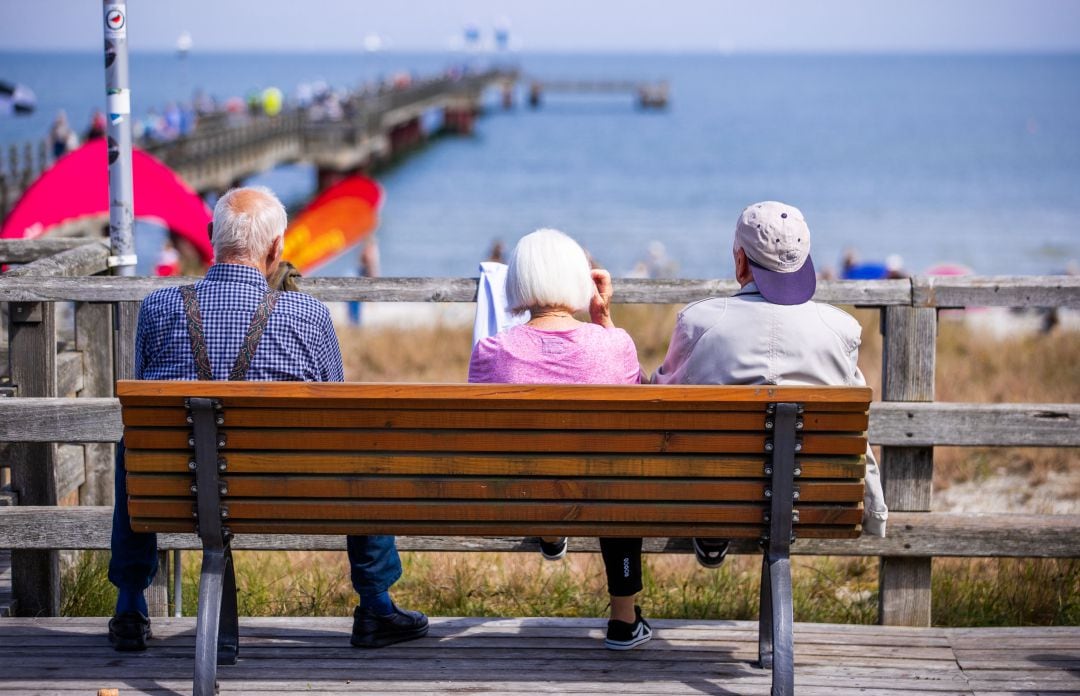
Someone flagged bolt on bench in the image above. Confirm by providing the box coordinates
[117,380,872,696]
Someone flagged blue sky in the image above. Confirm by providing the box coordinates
[3,0,1080,53]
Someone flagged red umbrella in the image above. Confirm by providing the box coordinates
[1,139,213,263]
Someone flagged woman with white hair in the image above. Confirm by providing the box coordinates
[468,228,651,650]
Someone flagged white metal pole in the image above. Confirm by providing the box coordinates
[102,1,136,276]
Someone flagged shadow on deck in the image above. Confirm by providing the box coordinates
[0,617,1076,695]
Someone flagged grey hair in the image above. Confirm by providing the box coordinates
[505,228,594,314]
[212,186,287,264]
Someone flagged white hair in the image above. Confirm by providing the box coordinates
[212,186,287,264]
[505,228,594,314]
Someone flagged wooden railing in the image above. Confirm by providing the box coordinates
[1,238,1078,624]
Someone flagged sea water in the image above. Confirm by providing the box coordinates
[1,51,1078,278]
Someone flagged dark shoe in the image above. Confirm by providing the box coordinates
[539,537,568,561]
[692,538,730,569]
[108,611,151,651]
[351,603,429,648]
[604,605,652,650]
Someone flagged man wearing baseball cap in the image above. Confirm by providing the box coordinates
[652,201,887,568]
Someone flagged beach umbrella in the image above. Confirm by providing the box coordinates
[0,80,36,116]
[0,139,213,263]
[282,175,383,274]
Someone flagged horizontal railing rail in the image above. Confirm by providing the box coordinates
[0,275,1077,307]
[1,507,1076,559]
[3,397,1079,448]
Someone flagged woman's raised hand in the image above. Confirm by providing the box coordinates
[589,268,615,328]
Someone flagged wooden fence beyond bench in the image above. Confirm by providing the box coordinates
[117,380,871,696]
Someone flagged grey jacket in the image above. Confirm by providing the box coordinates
[652,282,887,537]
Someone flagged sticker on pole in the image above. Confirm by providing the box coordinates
[105,7,126,37]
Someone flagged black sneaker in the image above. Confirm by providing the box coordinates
[604,605,652,650]
[538,537,568,561]
[692,538,730,569]
[108,611,151,652]
[350,603,429,648]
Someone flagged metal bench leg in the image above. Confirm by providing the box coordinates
[195,547,226,696]
[217,544,239,666]
[758,552,773,668]
[765,553,794,696]
[759,402,799,696]
[189,397,233,696]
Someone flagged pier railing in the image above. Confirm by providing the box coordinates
[0,68,516,220]
[1,239,1078,624]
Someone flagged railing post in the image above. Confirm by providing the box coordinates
[76,301,115,505]
[878,304,937,626]
[113,299,169,615]
[8,301,60,616]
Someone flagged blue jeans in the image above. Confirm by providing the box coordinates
[108,440,403,599]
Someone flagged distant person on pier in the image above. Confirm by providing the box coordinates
[107,186,428,652]
[84,109,107,141]
[348,237,380,325]
[47,109,78,158]
[468,229,653,651]
[841,248,906,280]
[652,201,888,568]
[486,238,506,264]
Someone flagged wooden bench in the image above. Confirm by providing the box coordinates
[117,380,872,696]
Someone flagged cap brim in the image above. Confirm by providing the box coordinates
[749,255,816,305]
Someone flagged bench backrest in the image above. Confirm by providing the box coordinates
[117,381,871,541]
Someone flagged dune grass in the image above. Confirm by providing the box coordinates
[61,306,1079,626]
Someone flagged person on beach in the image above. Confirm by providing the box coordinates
[108,186,428,652]
[467,228,652,650]
[652,201,888,568]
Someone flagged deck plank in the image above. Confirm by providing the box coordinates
[0,617,1075,695]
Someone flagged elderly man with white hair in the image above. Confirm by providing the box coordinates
[653,201,888,568]
[108,186,428,652]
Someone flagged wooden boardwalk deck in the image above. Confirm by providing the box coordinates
[0,617,1076,695]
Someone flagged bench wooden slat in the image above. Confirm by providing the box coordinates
[117,380,873,408]
[125,474,866,502]
[125,451,868,478]
[121,406,870,432]
[128,518,863,539]
[128,498,863,525]
[124,428,868,456]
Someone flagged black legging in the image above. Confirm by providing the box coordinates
[599,537,643,596]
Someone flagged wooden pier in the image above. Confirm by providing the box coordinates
[527,79,669,109]
[0,617,1077,695]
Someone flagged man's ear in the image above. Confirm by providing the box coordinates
[267,235,284,265]
[207,221,213,242]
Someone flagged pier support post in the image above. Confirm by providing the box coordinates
[878,305,936,627]
[9,301,60,616]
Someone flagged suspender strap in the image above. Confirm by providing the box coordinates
[180,285,214,381]
[180,284,282,381]
[229,288,281,381]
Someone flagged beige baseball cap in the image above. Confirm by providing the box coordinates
[735,201,816,305]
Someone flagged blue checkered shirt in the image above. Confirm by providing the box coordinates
[135,264,344,382]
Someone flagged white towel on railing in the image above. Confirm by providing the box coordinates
[473,262,527,346]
